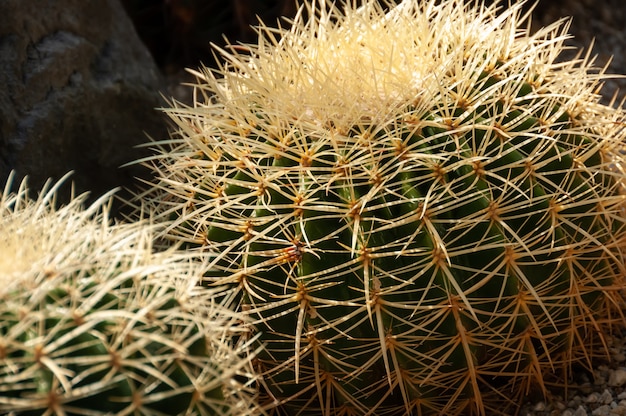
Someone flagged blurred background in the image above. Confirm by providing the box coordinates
[121,0,298,74]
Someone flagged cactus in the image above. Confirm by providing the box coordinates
[0,172,262,416]
[139,0,626,414]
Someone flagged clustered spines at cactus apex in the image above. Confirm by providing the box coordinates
[141,0,626,414]
[0,173,263,416]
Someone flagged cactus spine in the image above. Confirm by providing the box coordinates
[0,173,262,415]
[140,0,626,414]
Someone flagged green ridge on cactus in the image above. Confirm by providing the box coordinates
[139,0,626,414]
[0,173,262,416]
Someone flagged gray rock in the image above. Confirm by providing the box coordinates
[0,0,169,214]
[608,368,626,387]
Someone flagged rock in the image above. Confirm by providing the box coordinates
[602,390,615,405]
[574,407,589,416]
[609,369,626,387]
[0,0,169,215]
[588,392,602,404]
[592,404,612,416]
[612,403,626,416]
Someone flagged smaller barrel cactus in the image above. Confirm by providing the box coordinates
[0,172,262,415]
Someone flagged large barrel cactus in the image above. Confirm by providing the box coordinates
[0,173,262,415]
[140,0,626,414]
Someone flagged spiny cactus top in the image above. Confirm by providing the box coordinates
[0,173,262,416]
[142,0,626,414]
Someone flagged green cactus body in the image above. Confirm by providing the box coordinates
[0,174,262,416]
[142,0,626,414]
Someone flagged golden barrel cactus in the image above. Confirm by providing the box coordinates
[140,0,626,414]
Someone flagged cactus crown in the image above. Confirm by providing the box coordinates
[141,0,626,414]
